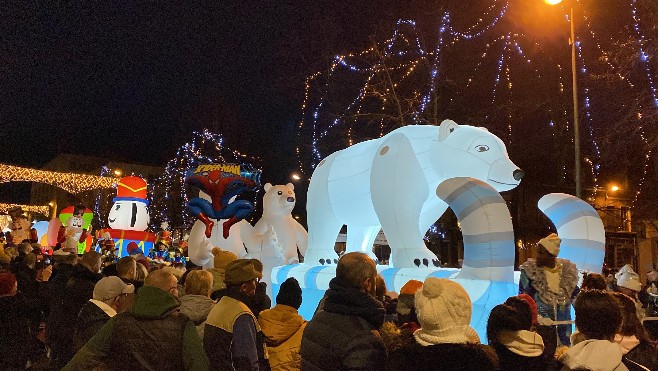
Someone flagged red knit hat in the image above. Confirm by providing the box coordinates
[516,293,538,326]
[0,272,17,296]
[399,279,423,295]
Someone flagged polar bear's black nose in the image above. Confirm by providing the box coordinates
[513,169,525,181]
[287,197,295,202]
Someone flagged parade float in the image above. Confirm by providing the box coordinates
[269,120,606,339]
[99,176,156,257]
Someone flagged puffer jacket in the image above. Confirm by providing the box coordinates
[259,304,307,371]
[179,294,215,339]
[300,277,386,371]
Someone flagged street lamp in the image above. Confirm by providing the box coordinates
[546,0,581,199]
[113,169,123,177]
[291,173,301,181]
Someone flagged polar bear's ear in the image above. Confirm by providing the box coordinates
[286,183,294,191]
[438,119,459,142]
[264,183,272,192]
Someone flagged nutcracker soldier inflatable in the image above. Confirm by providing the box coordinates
[100,176,156,257]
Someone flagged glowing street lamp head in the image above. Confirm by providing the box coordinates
[610,185,620,192]
[544,0,563,4]
[113,169,123,176]
[291,173,301,181]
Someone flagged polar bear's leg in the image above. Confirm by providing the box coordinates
[371,133,440,268]
[345,225,381,261]
[305,153,343,265]
[418,198,449,239]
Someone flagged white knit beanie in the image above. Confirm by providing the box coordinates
[615,264,642,292]
[413,277,472,345]
[539,233,561,256]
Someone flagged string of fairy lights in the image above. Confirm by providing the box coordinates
[296,0,657,214]
[149,129,261,231]
[0,163,117,194]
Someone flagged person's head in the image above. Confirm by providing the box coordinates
[225,259,261,297]
[81,251,102,273]
[515,293,539,326]
[574,290,622,341]
[18,242,32,255]
[615,264,642,298]
[581,272,607,291]
[24,253,37,269]
[184,270,214,297]
[375,274,387,302]
[536,233,560,268]
[414,277,472,344]
[211,248,237,270]
[93,276,135,313]
[276,277,302,309]
[135,262,148,282]
[144,269,179,298]
[336,252,377,296]
[117,256,137,281]
[397,279,423,320]
[0,272,18,297]
[250,259,264,275]
[611,292,650,343]
[487,298,533,343]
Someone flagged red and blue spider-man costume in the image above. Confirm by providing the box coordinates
[186,170,257,239]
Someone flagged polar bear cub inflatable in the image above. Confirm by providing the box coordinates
[305,120,524,268]
[254,183,308,264]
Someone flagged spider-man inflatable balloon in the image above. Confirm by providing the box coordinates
[186,163,261,239]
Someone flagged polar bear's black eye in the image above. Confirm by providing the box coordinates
[476,145,489,152]
[277,191,282,195]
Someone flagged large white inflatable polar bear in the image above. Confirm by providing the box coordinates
[187,191,276,269]
[254,183,308,264]
[304,120,524,268]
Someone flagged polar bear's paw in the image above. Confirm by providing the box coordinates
[391,249,440,268]
[303,249,338,265]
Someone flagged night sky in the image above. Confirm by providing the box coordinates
[0,1,407,168]
[1,1,653,208]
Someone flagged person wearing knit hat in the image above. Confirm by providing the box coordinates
[246,258,271,316]
[208,247,238,299]
[519,233,579,346]
[0,272,32,369]
[258,277,307,370]
[615,264,642,294]
[396,279,423,329]
[387,278,498,370]
[204,259,270,370]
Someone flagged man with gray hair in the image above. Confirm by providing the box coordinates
[73,276,134,352]
[300,252,386,370]
[64,269,208,370]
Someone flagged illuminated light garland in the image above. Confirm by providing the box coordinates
[0,163,117,194]
[296,2,655,204]
[0,203,50,216]
[450,1,509,40]
[149,129,261,230]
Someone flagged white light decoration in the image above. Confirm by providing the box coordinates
[304,120,523,268]
[0,203,50,216]
[0,163,116,194]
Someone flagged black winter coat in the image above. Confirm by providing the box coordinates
[0,293,31,369]
[73,301,111,353]
[623,341,658,371]
[387,341,500,371]
[300,277,386,371]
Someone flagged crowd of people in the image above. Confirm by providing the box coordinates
[1,233,658,370]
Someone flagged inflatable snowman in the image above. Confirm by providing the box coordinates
[100,176,156,257]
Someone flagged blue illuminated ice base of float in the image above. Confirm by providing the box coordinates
[271,264,524,342]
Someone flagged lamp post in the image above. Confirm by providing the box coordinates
[546,0,581,199]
